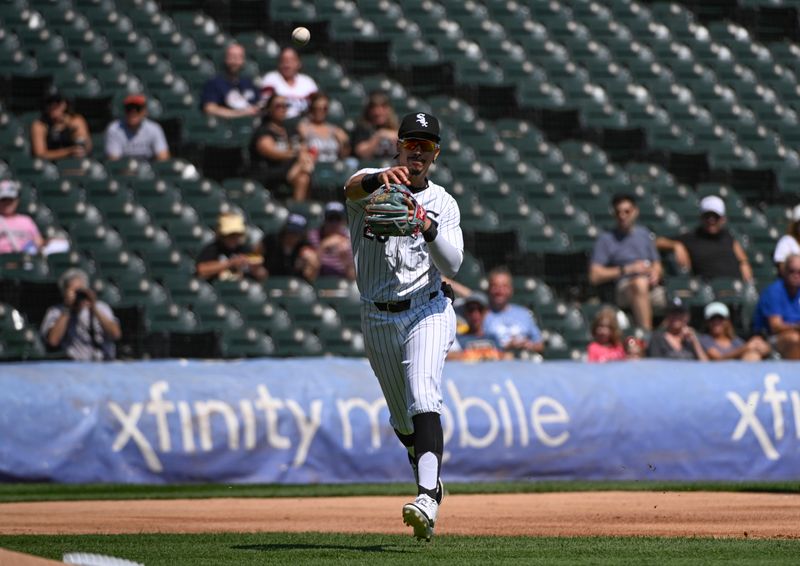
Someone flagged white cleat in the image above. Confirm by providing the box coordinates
[402,493,438,542]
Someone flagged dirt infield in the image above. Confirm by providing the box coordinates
[1,492,799,539]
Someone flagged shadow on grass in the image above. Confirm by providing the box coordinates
[232,543,410,554]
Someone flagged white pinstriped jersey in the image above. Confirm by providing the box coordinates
[345,167,463,303]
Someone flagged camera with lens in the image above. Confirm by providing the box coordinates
[74,289,90,303]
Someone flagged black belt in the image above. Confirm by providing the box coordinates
[374,291,439,313]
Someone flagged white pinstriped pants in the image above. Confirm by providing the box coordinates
[362,294,456,435]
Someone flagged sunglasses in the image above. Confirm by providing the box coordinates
[400,138,439,153]
[701,212,721,221]
[124,104,145,113]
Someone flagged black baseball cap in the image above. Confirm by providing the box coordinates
[667,296,689,314]
[398,112,440,143]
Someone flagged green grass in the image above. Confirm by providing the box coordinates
[1,533,799,565]
[0,481,798,503]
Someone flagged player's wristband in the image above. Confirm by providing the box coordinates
[422,219,438,242]
[361,173,383,193]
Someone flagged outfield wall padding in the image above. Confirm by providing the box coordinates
[1,359,798,483]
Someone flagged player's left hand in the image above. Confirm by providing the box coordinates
[365,184,427,237]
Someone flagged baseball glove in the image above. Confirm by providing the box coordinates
[364,184,427,237]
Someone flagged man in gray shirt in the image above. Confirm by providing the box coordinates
[590,193,665,331]
[104,94,170,161]
[41,269,121,361]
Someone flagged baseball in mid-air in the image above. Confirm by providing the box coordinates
[291,26,310,46]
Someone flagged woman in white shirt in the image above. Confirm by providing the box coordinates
[773,204,800,275]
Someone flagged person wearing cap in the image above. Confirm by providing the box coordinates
[249,94,315,201]
[590,193,664,331]
[259,46,318,120]
[345,109,463,539]
[587,306,627,362]
[352,91,399,163]
[700,301,770,361]
[261,213,320,282]
[752,253,800,359]
[0,180,43,255]
[30,91,91,161]
[196,212,266,282]
[202,43,261,119]
[41,268,121,361]
[307,201,355,280]
[483,266,544,355]
[104,94,170,162]
[773,204,800,275]
[447,292,510,361]
[646,297,708,360]
[658,195,752,282]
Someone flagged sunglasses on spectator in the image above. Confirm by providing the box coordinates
[701,212,721,220]
[124,104,145,113]
[399,138,439,153]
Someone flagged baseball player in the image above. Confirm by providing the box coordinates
[344,112,463,541]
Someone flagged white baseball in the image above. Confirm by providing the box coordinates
[291,27,310,46]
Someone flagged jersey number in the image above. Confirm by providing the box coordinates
[363,226,388,243]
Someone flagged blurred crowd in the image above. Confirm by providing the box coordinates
[2,41,799,362]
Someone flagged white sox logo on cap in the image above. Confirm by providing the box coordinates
[416,113,428,127]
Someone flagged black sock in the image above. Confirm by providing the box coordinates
[411,413,443,499]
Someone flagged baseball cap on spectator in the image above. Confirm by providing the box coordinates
[0,180,19,199]
[666,296,688,314]
[43,90,66,107]
[700,195,725,217]
[704,301,730,320]
[217,213,246,236]
[398,112,440,143]
[464,291,489,310]
[123,94,147,107]
[284,213,308,233]
[324,201,346,220]
[792,204,800,222]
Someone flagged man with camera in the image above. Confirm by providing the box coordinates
[41,268,121,361]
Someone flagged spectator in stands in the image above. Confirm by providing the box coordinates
[448,292,509,361]
[624,335,646,359]
[259,46,318,120]
[30,91,91,161]
[646,297,707,360]
[752,253,800,360]
[0,180,43,255]
[201,43,261,119]
[297,92,350,162]
[590,193,664,331]
[262,213,319,282]
[196,212,266,282]
[249,94,315,201]
[657,196,752,282]
[307,201,355,280]
[105,94,170,162]
[773,204,800,275]
[587,306,626,362]
[352,91,399,163]
[40,268,121,361]
[700,301,770,361]
[483,266,544,355]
